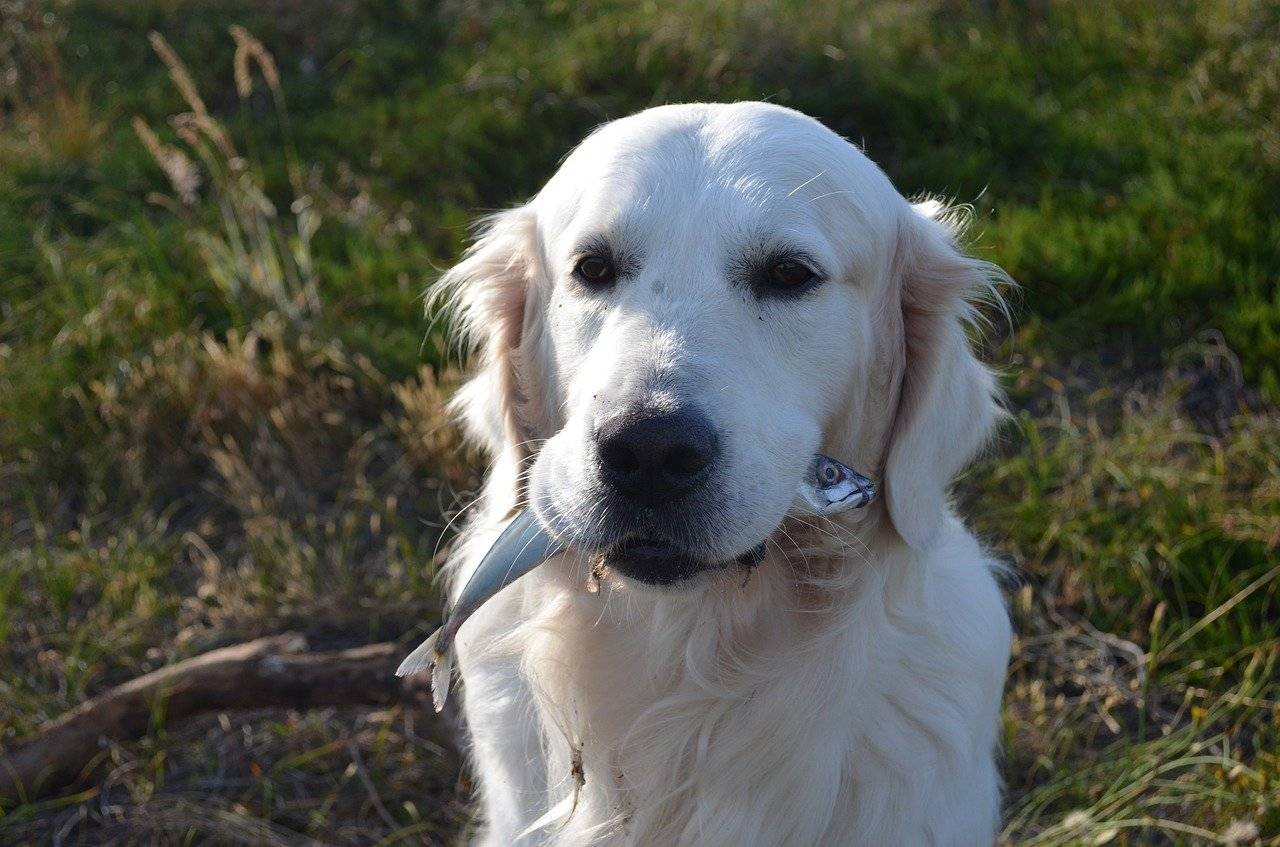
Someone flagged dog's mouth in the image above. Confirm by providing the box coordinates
[531,451,875,588]
[602,536,767,586]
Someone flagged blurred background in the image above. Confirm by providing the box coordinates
[1,1,1277,844]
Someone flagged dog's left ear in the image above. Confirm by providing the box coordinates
[882,200,1007,550]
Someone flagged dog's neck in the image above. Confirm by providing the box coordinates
[456,431,912,841]
[490,510,909,843]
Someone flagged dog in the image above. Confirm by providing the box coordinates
[433,102,1012,845]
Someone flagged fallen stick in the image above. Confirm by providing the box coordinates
[0,634,451,804]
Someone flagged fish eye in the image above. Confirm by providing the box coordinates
[819,460,840,484]
[574,254,616,287]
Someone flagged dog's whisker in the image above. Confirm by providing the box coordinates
[430,488,491,566]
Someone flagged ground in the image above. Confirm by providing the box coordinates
[0,1,1277,844]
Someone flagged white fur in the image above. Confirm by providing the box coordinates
[433,103,1012,846]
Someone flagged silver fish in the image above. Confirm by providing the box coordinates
[397,453,876,710]
[397,508,564,711]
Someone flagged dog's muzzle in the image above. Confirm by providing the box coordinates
[397,454,876,711]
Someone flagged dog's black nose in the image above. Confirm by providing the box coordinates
[594,407,719,500]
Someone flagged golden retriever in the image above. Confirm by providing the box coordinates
[433,102,1012,845]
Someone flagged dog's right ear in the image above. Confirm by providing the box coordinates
[432,205,549,461]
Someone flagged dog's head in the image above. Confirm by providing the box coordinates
[440,103,1004,586]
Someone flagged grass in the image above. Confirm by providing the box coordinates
[1,0,1277,843]
[974,353,1280,844]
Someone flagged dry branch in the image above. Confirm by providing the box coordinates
[0,634,451,804]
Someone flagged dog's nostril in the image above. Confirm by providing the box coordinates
[600,440,640,475]
[665,443,709,477]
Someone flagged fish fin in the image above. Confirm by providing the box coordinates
[430,647,455,713]
[396,628,442,679]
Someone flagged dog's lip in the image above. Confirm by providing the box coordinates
[606,536,697,565]
[602,536,766,577]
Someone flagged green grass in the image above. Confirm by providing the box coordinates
[1,0,1277,843]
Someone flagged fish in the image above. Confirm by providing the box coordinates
[396,508,563,712]
[397,453,876,710]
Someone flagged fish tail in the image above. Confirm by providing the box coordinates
[430,648,455,713]
[396,628,443,679]
[396,628,457,712]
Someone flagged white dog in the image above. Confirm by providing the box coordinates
[434,102,1012,846]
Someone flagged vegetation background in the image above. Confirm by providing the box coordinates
[1,0,1277,843]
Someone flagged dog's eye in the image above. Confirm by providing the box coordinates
[574,254,616,287]
[768,259,817,290]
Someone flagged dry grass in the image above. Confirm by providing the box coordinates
[0,706,471,845]
[974,349,1280,845]
[0,0,102,164]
